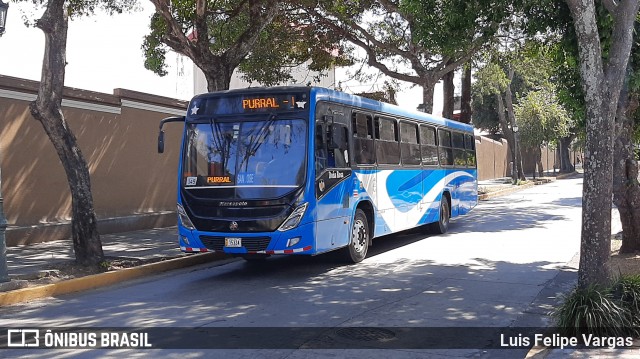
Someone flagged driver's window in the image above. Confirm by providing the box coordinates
[315,103,350,176]
[315,123,328,174]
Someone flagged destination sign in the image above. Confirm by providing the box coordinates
[188,91,309,116]
[243,97,292,110]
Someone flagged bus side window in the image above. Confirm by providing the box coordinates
[465,134,477,168]
[351,112,375,164]
[375,116,400,165]
[452,131,466,167]
[400,121,420,166]
[438,128,454,166]
[420,125,439,166]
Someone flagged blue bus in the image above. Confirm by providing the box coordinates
[158,86,477,263]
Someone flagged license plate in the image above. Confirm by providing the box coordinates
[225,237,242,247]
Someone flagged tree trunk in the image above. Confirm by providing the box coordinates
[203,62,233,92]
[421,82,435,114]
[535,146,544,177]
[567,0,639,288]
[496,94,518,182]
[29,0,104,266]
[567,0,638,288]
[559,136,576,172]
[504,68,526,181]
[460,64,472,124]
[579,94,615,287]
[442,62,455,119]
[613,69,640,253]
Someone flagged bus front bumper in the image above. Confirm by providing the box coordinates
[177,221,315,255]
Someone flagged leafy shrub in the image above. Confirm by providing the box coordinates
[611,275,640,328]
[553,285,635,337]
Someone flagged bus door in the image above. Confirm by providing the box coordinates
[351,112,380,234]
[314,104,352,253]
[373,116,401,235]
[420,125,440,223]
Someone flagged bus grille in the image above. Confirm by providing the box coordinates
[199,236,271,252]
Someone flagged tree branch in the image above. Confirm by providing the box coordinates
[311,6,421,63]
[34,0,68,111]
[311,11,422,84]
[225,0,281,66]
[149,0,219,69]
[604,0,639,90]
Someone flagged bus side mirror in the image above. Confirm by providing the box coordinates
[157,115,185,154]
[158,130,165,153]
[329,124,348,150]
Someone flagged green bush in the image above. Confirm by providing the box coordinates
[553,284,636,337]
[611,275,640,327]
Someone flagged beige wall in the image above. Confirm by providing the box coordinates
[478,136,578,181]
[0,75,186,245]
[475,136,510,181]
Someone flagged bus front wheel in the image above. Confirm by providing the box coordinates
[430,197,450,234]
[344,209,369,263]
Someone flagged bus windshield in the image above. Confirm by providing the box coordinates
[182,118,307,199]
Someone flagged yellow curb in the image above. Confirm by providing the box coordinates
[0,252,228,307]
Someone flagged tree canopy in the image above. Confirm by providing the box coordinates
[143,0,347,91]
[306,0,512,113]
[516,86,571,149]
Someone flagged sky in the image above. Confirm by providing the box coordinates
[0,2,442,112]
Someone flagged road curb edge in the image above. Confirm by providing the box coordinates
[0,252,226,307]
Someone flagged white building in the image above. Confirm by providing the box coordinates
[192,59,336,95]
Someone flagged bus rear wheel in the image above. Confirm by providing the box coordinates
[430,197,450,234]
[343,209,369,263]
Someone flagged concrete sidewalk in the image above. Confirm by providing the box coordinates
[5,227,186,279]
[0,226,230,306]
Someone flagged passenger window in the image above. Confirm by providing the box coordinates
[400,122,420,166]
[375,116,400,165]
[420,125,438,166]
[351,112,375,164]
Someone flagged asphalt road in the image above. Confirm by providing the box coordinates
[0,177,585,358]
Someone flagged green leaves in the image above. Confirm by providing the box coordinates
[143,0,342,87]
[403,0,510,57]
[515,86,571,148]
[66,0,138,18]
[474,62,510,96]
[142,13,168,76]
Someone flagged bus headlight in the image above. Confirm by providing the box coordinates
[278,202,308,232]
[177,203,196,230]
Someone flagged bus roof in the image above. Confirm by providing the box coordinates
[191,86,474,133]
[311,87,473,133]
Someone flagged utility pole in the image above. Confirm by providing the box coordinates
[0,0,13,288]
[0,166,8,283]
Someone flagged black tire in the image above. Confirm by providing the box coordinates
[343,209,369,263]
[430,196,450,234]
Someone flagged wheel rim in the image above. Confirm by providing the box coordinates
[351,218,367,253]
